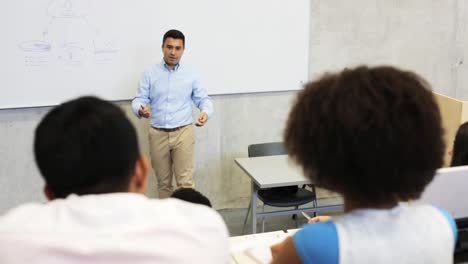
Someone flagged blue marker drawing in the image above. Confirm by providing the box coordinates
[18,41,51,52]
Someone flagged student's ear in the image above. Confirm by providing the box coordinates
[43,185,56,201]
[448,149,453,156]
[130,155,149,194]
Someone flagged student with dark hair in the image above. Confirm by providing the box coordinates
[171,188,212,207]
[0,96,229,263]
[451,121,468,166]
[35,97,142,199]
[271,66,457,263]
[132,29,213,198]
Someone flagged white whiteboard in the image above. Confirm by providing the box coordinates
[0,0,309,109]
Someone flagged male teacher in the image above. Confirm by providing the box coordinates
[132,29,213,198]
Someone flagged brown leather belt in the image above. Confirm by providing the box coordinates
[153,124,188,132]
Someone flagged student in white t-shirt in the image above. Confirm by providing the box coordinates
[271,66,457,264]
[0,96,229,264]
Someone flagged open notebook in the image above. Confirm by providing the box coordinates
[230,229,298,264]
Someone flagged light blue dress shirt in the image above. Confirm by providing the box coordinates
[132,61,213,129]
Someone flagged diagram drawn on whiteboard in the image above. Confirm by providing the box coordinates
[18,0,119,67]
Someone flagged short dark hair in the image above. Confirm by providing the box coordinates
[162,29,185,47]
[171,188,212,207]
[34,96,140,198]
[451,122,468,166]
[284,66,444,205]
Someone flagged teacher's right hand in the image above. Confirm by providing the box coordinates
[139,105,151,118]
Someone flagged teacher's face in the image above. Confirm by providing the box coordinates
[162,37,184,67]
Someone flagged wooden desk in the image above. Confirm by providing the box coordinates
[235,155,343,233]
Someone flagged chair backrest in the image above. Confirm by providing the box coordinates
[248,142,286,158]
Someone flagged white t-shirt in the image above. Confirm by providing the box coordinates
[0,193,230,264]
[293,202,457,264]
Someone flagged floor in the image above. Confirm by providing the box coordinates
[218,197,344,236]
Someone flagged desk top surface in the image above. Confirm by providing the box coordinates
[235,155,311,188]
[230,229,298,264]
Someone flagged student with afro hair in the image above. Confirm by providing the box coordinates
[271,66,457,264]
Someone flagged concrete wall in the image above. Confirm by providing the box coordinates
[0,92,295,212]
[1,0,468,213]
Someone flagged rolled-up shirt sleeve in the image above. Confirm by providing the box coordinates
[191,78,213,118]
[131,70,151,118]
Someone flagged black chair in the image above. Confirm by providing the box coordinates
[242,142,317,233]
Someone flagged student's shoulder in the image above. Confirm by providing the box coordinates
[164,199,227,228]
[293,222,339,264]
[432,206,458,242]
[0,202,50,228]
[164,199,230,251]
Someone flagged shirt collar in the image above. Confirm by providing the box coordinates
[161,60,181,71]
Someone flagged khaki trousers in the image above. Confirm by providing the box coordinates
[149,125,194,198]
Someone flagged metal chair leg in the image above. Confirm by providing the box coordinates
[261,204,265,233]
[242,200,252,235]
[313,199,317,217]
[294,205,299,228]
[312,185,318,217]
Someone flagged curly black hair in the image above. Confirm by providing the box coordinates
[284,66,444,205]
[451,122,468,166]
